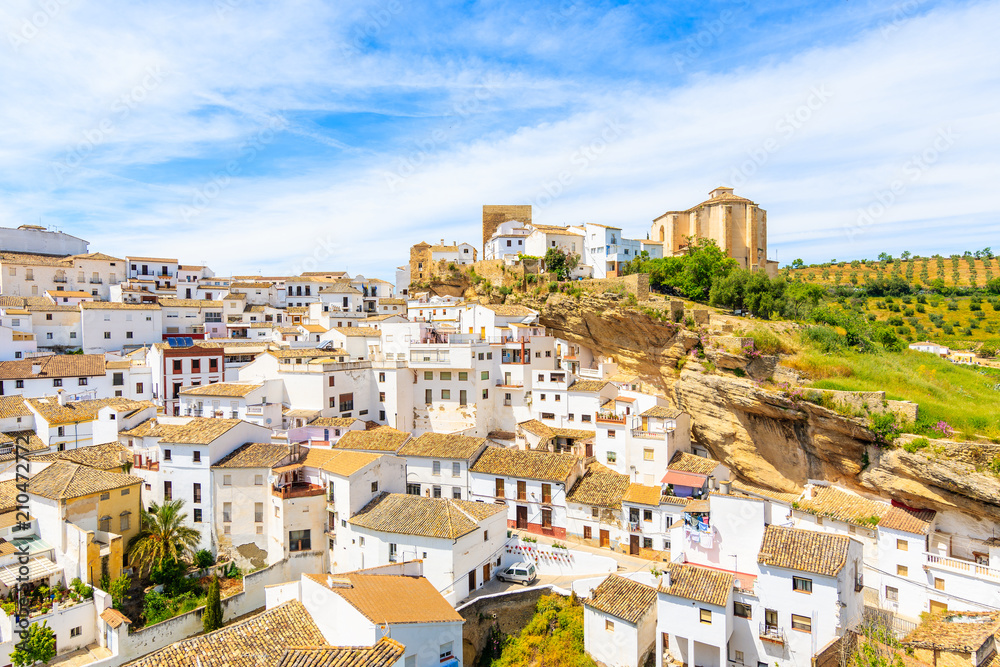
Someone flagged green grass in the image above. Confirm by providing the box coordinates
[788,347,1000,439]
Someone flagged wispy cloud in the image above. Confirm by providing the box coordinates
[0,0,997,277]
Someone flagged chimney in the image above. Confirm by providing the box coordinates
[31,363,41,375]
[57,389,66,406]
[720,480,732,495]
[440,239,445,246]
[662,569,671,589]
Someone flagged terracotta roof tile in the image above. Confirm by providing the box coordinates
[621,483,664,507]
[100,608,132,628]
[668,452,720,476]
[0,354,106,380]
[757,525,851,576]
[349,492,504,539]
[730,480,800,504]
[479,304,537,317]
[307,417,359,428]
[304,572,463,625]
[313,450,384,477]
[127,600,327,667]
[639,406,683,419]
[797,486,934,534]
[569,379,609,393]
[903,611,1000,653]
[658,563,734,607]
[80,302,160,310]
[30,442,131,470]
[333,426,410,452]
[276,637,406,667]
[213,443,292,469]
[397,433,487,460]
[27,461,143,500]
[0,396,30,419]
[27,397,154,426]
[119,417,244,444]
[178,382,263,398]
[584,574,657,624]
[567,462,629,508]
[157,298,224,308]
[331,327,380,337]
[470,446,580,483]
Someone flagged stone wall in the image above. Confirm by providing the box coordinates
[577,273,649,300]
[458,587,549,667]
[482,205,532,253]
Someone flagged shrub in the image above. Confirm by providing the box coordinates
[903,437,930,453]
[867,412,901,446]
[802,325,844,353]
[547,281,559,293]
[748,328,789,355]
[904,308,915,317]
[203,576,223,632]
[916,304,925,313]
[194,549,214,569]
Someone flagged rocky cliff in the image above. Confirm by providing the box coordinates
[528,293,1000,522]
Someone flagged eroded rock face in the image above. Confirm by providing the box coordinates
[531,294,1000,521]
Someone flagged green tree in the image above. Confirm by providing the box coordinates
[11,622,56,667]
[543,248,570,280]
[791,258,804,269]
[108,574,131,611]
[679,238,737,301]
[127,500,201,575]
[203,575,223,632]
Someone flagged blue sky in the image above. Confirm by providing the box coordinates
[1,0,998,280]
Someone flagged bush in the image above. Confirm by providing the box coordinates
[194,549,214,569]
[867,412,901,446]
[547,281,559,293]
[903,437,930,453]
[904,307,915,317]
[748,328,790,355]
[947,300,959,311]
[802,325,844,353]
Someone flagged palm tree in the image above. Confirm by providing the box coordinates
[127,500,201,575]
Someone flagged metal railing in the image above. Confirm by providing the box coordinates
[925,552,1000,580]
[759,623,786,644]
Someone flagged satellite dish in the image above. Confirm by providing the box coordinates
[265,418,272,425]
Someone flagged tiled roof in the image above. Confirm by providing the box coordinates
[80,302,160,310]
[157,298,223,308]
[309,449,383,477]
[276,637,406,667]
[668,452,720,476]
[120,417,243,444]
[397,432,487,460]
[0,252,72,267]
[621,483,664,507]
[470,446,580,483]
[349,492,504,539]
[127,255,178,262]
[640,406,683,419]
[479,304,536,318]
[305,572,463,625]
[127,600,327,667]
[566,462,629,508]
[730,480,800,504]
[100,608,132,628]
[331,327,380,337]
[0,395,30,419]
[757,525,851,576]
[30,442,131,470]
[659,563,734,607]
[0,480,20,513]
[307,417,359,428]
[178,382,262,397]
[27,461,143,500]
[0,430,46,458]
[333,426,410,452]
[213,442,292,469]
[903,611,1000,653]
[584,575,657,624]
[517,420,594,442]
[797,486,934,534]
[268,348,346,359]
[0,354,106,380]
[569,379,609,393]
[27,397,153,426]
[68,252,126,262]
[104,360,133,369]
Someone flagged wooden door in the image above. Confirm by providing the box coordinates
[600,529,610,548]
[585,442,593,457]
[629,534,640,555]
[583,525,592,540]
[930,600,948,615]
[483,563,491,583]
[468,569,476,592]
[516,505,528,529]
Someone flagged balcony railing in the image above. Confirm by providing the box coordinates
[53,277,68,283]
[89,278,103,284]
[247,405,264,416]
[272,482,325,499]
[631,429,666,439]
[759,623,786,645]
[925,552,1000,580]
[596,412,626,424]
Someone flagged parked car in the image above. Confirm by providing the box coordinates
[498,561,537,586]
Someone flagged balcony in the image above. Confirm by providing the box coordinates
[596,412,626,424]
[132,457,159,471]
[246,405,264,416]
[89,278,103,284]
[759,623,786,645]
[631,428,667,440]
[272,482,325,500]
[53,277,68,283]
[628,521,641,532]
[924,552,1000,580]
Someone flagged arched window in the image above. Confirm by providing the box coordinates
[99,515,111,532]
[119,511,131,532]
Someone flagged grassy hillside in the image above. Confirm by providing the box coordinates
[490,594,596,667]
[786,345,1000,440]
[791,255,998,289]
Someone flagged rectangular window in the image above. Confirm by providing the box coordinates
[255,474,263,486]
[163,481,172,500]
[441,389,450,399]
[792,577,813,593]
[223,503,232,522]
[934,578,944,591]
[113,372,124,386]
[100,492,110,501]
[289,529,311,551]
[424,371,433,380]
[193,483,201,503]
[163,448,172,460]
[440,371,451,380]
[885,586,898,601]
[734,601,752,618]
[643,509,652,522]
[791,614,812,633]
[255,502,263,523]
[432,461,441,475]
[608,429,616,439]
[433,485,442,498]
[407,483,421,495]
[453,487,462,499]
[338,393,354,412]
[439,643,453,662]
[425,388,433,404]
[897,565,908,577]
[371,481,378,493]
[452,462,461,477]
[541,508,552,528]
[460,389,467,405]
[606,451,617,463]
[517,481,526,500]
[482,389,488,399]
[328,376,335,387]
[897,538,908,551]
[541,483,552,504]
[481,371,489,380]
[459,371,468,381]
[605,619,614,632]
[700,608,712,624]
[223,474,232,486]
[173,359,182,372]
[643,448,654,461]
[581,414,592,422]
[71,627,82,637]
[495,478,504,498]
[193,450,201,463]
[583,525,592,540]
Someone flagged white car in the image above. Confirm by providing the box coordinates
[498,562,537,586]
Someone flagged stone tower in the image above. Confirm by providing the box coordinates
[482,205,532,254]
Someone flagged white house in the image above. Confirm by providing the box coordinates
[484,220,531,261]
[342,492,507,604]
[583,574,658,667]
[79,302,162,353]
[396,432,488,500]
[265,564,464,667]
[908,341,950,356]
